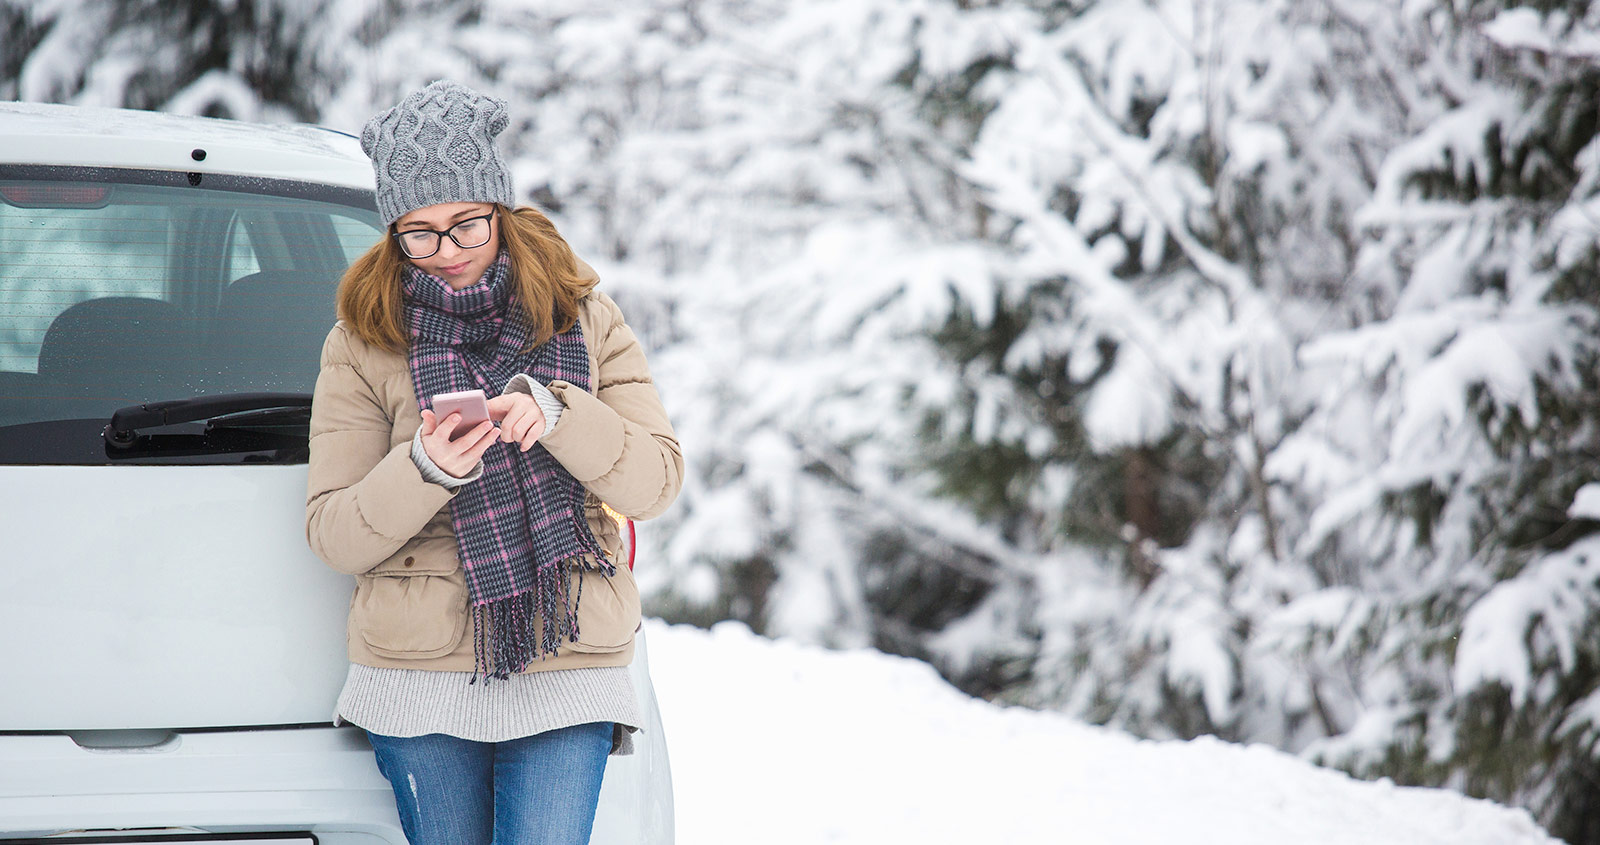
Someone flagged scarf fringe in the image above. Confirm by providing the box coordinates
[470,551,618,682]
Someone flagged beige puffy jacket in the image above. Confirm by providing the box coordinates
[305,289,683,674]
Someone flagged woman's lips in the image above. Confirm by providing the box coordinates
[440,260,472,275]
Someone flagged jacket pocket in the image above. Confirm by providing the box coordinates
[367,534,460,577]
[355,569,469,659]
[565,562,641,654]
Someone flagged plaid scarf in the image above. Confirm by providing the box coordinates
[402,251,613,680]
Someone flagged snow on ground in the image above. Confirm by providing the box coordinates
[644,619,1559,845]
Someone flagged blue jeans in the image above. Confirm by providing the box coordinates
[367,722,613,845]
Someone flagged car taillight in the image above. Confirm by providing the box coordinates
[600,502,637,570]
[0,183,111,208]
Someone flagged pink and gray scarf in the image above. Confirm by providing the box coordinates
[402,251,612,680]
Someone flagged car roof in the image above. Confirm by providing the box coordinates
[0,101,375,191]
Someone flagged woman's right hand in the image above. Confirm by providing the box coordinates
[419,409,500,478]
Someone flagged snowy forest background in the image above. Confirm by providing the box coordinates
[5,0,1600,839]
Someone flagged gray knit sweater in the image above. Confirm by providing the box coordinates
[333,374,640,755]
[335,663,639,754]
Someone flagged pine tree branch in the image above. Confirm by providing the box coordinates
[790,431,1030,588]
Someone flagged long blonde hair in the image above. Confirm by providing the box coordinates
[337,204,597,353]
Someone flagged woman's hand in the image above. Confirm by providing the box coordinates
[488,392,546,452]
[418,410,500,477]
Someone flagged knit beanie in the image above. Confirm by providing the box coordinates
[360,80,517,225]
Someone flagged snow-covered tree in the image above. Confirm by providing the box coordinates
[909,1,1600,840]
[905,0,1390,735]
[1284,4,1600,840]
[9,0,1600,837]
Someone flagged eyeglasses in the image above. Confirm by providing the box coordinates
[391,211,495,259]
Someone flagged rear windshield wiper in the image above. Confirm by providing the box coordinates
[104,392,312,449]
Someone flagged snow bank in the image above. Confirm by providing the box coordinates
[646,619,1557,845]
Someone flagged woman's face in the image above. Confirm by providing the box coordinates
[394,202,501,290]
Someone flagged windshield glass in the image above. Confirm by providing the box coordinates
[0,166,382,464]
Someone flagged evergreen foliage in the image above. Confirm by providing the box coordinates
[7,0,1600,836]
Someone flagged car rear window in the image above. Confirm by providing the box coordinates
[0,166,382,464]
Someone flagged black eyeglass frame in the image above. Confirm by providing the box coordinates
[390,210,496,259]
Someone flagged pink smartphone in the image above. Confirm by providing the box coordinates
[430,389,491,440]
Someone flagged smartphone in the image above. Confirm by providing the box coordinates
[430,389,492,440]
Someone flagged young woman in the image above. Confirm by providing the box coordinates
[305,80,683,845]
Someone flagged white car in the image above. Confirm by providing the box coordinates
[0,101,673,844]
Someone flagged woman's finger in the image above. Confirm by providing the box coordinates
[429,421,495,478]
[421,414,483,474]
[501,401,545,451]
[520,418,545,451]
[499,408,523,443]
[461,421,501,464]
[447,420,497,458]
[419,408,438,435]
[431,411,462,443]
[486,393,523,422]
[505,406,540,444]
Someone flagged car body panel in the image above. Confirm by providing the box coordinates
[0,726,405,843]
[0,101,373,190]
[0,464,349,729]
[0,633,672,844]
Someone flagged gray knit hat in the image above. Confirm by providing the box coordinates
[360,80,516,225]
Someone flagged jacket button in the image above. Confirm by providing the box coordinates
[403,556,415,568]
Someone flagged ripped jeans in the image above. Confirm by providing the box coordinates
[366,722,613,845]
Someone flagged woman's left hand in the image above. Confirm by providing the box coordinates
[487,392,546,452]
